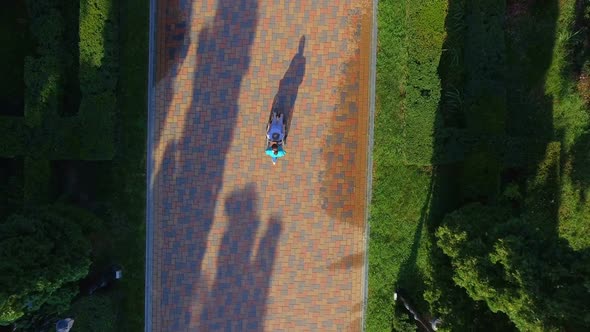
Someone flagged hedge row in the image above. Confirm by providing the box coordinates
[459,0,507,201]
[10,0,119,204]
[24,0,64,128]
[76,0,118,158]
[402,0,510,167]
[401,0,447,165]
[78,0,118,159]
[0,117,27,156]
[23,158,51,205]
[16,0,117,159]
[462,0,506,135]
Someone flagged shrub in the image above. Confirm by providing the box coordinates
[78,0,118,159]
[23,157,51,204]
[437,202,590,331]
[402,0,447,166]
[22,0,117,160]
[0,117,27,156]
[0,209,91,324]
[23,56,62,128]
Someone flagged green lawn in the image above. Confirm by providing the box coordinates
[368,0,590,330]
[367,0,439,330]
[108,0,149,329]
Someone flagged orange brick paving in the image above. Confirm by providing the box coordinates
[147,0,374,330]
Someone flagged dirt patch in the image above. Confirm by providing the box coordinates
[578,70,590,104]
[507,0,534,18]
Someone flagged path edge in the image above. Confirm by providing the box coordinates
[361,0,378,330]
[144,0,157,330]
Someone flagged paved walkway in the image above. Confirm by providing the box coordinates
[146,0,375,330]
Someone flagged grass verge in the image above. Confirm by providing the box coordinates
[367,0,439,330]
[368,0,590,330]
[107,0,149,330]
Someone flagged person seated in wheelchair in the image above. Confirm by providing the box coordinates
[265,113,286,158]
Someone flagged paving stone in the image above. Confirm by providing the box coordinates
[149,0,374,330]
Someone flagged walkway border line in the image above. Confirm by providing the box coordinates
[144,0,157,330]
[361,0,378,330]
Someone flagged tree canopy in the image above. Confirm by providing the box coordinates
[0,208,91,325]
[436,203,590,331]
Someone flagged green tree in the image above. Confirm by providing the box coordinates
[0,208,92,325]
[436,203,590,331]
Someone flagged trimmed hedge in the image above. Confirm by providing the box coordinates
[77,0,118,159]
[0,117,27,156]
[24,56,61,128]
[23,157,51,204]
[458,0,506,201]
[79,0,119,90]
[15,0,119,208]
[24,0,64,128]
[462,0,506,135]
[19,0,117,159]
[402,0,447,165]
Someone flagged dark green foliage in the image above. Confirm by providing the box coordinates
[23,0,65,128]
[371,0,590,330]
[0,208,91,325]
[109,0,148,328]
[402,0,447,166]
[23,158,50,204]
[0,117,27,156]
[23,55,60,129]
[437,203,590,331]
[78,0,119,100]
[49,203,105,235]
[18,0,117,159]
[0,0,35,118]
[26,0,64,55]
[23,57,61,128]
[77,0,118,159]
[0,0,142,330]
[67,294,117,332]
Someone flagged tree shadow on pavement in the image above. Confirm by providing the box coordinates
[269,35,306,141]
[199,183,282,331]
[149,0,259,330]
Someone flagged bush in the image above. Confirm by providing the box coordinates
[0,209,91,324]
[0,117,27,156]
[437,202,590,331]
[78,92,115,159]
[78,0,118,159]
[23,0,66,129]
[24,57,62,128]
[402,0,447,166]
[23,157,51,204]
[21,0,117,160]
[26,0,64,54]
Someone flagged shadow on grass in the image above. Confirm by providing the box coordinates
[566,0,590,202]
[419,0,566,330]
[571,130,590,201]
[562,0,590,82]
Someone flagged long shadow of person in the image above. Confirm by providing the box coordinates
[269,35,307,141]
[199,183,282,331]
